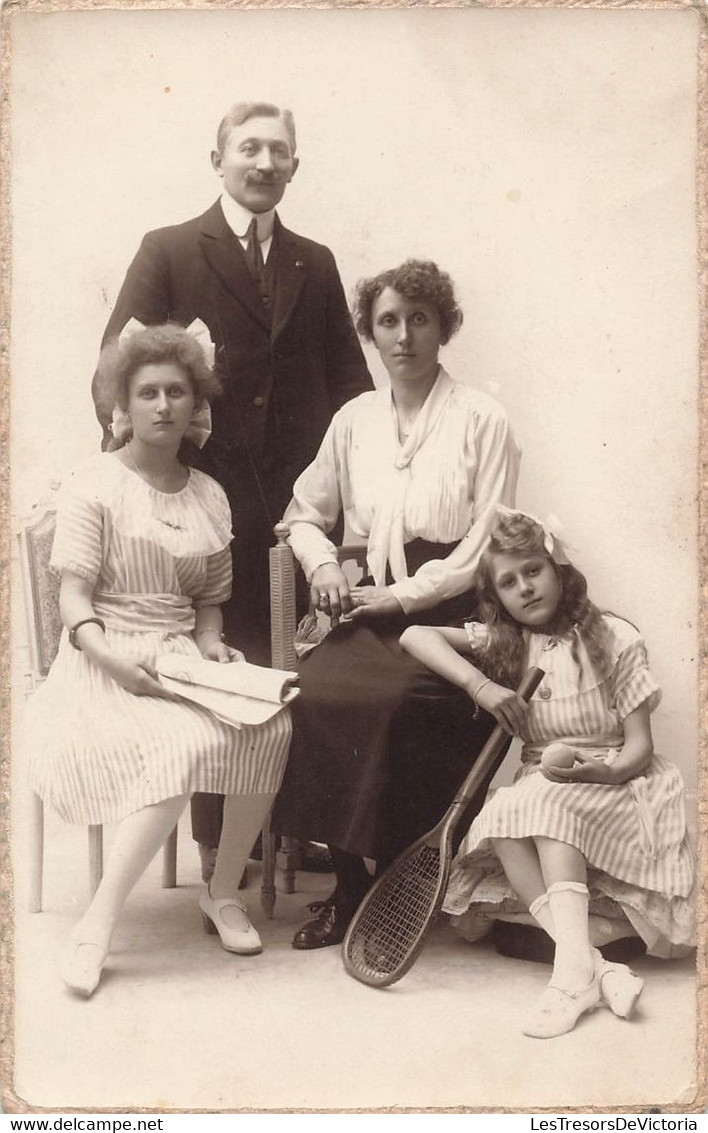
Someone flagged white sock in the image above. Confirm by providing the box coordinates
[529,892,555,939]
[546,881,595,992]
[531,891,628,987]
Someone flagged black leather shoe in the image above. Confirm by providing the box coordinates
[298,842,334,873]
[252,838,333,872]
[291,899,352,950]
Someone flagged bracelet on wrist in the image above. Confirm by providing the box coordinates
[195,629,225,642]
[472,677,492,706]
[69,617,106,651]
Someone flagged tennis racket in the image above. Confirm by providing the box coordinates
[342,666,545,988]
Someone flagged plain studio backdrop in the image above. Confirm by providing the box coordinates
[6,6,701,1114]
[10,5,699,807]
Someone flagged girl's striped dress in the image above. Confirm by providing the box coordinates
[443,616,695,956]
[26,453,291,826]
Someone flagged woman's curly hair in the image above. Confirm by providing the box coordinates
[93,322,222,429]
[471,511,614,687]
[352,259,463,345]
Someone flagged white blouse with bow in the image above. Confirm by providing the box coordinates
[284,368,521,614]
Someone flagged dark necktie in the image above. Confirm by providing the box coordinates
[246,217,265,286]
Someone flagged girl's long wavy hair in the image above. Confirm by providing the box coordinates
[473,512,614,687]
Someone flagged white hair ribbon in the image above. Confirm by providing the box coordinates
[117,316,216,368]
[183,318,216,368]
[109,406,133,445]
[494,504,571,565]
[185,401,213,449]
[117,316,148,346]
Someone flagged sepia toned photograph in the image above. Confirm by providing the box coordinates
[3,2,703,1114]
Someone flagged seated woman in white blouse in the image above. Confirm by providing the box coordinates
[271,260,522,950]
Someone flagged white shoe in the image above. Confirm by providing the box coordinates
[199,886,262,955]
[522,976,601,1039]
[595,956,644,1018]
[61,938,107,998]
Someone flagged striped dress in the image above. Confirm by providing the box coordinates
[26,453,291,826]
[443,616,695,956]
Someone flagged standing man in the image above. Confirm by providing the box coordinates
[92,101,372,870]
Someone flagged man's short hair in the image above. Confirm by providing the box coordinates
[216,102,297,155]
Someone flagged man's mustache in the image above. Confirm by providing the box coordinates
[247,173,282,185]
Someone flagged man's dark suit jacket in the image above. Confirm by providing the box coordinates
[92,199,372,660]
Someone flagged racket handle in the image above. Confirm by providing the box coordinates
[514,665,546,704]
[450,666,545,810]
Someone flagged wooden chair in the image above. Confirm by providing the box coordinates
[263,522,369,912]
[16,499,178,913]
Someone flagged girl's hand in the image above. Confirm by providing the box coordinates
[542,751,625,785]
[311,563,352,626]
[104,655,180,700]
[200,640,245,664]
[348,586,403,621]
[472,680,529,735]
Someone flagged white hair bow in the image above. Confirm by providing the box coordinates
[118,316,216,368]
[495,504,571,565]
[184,317,216,368]
[183,402,213,449]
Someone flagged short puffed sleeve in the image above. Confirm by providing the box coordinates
[607,620,662,719]
[182,470,233,556]
[198,476,233,552]
[464,621,490,654]
[50,468,104,584]
[193,547,232,609]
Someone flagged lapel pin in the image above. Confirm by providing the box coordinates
[295,260,305,269]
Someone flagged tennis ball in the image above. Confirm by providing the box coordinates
[541,742,577,770]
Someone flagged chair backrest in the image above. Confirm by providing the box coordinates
[269,522,368,672]
[16,504,62,681]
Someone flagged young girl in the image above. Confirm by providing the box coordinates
[399,507,695,1039]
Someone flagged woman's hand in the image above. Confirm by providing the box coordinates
[311,563,352,626]
[104,655,180,700]
[348,586,404,621]
[472,679,529,735]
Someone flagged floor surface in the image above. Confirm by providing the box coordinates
[8,803,700,1114]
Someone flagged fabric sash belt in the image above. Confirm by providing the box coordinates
[92,592,195,634]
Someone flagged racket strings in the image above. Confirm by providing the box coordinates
[345,844,443,982]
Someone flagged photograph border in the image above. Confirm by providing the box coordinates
[0,0,705,1115]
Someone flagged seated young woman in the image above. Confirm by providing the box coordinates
[26,322,291,997]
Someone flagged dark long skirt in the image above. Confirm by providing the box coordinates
[272,541,503,867]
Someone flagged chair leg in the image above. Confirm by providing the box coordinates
[88,825,103,897]
[162,824,178,888]
[28,792,44,913]
[276,836,301,895]
[260,812,276,919]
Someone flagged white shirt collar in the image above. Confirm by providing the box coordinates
[219,193,275,242]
